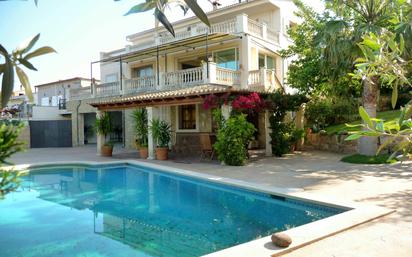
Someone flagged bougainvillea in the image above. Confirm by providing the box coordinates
[203,92,266,114]
[231,93,266,113]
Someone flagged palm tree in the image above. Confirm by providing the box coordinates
[119,0,210,37]
[318,0,409,155]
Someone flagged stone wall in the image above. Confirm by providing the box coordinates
[305,132,357,154]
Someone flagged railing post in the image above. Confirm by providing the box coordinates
[204,62,216,84]
[262,22,267,39]
[158,72,165,90]
[92,83,96,98]
[236,13,248,34]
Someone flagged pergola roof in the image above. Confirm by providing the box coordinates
[89,85,264,110]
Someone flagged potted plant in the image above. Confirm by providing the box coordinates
[150,119,171,160]
[95,112,114,157]
[131,108,149,159]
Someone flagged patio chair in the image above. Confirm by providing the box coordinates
[200,134,214,161]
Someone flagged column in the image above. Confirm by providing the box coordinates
[147,107,155,159]
[240,35,251,89]
[96,110,105,155]
[221,104,232,120]
[265,110,272,157]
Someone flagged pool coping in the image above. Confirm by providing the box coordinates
[7,160,394,257]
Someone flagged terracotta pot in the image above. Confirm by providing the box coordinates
[139,147,148,159]
[155,147,168,160]
[101,145,113,157]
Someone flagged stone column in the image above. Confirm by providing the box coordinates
[265,110,272,157]
[147,107,155,160]
[96,110,105,155]
[221,104,232,120]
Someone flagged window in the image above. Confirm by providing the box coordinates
[178,105,197,130]
[214,48,239,70]
[105,74,118,83]
[134,65,153,78]
[259,54,265,68]
[267,56,275,69]
[258,54,276,70]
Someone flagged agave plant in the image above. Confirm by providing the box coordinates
[118,0,210,37]
[0,34,56,108]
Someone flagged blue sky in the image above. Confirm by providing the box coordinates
[0,0,323,89]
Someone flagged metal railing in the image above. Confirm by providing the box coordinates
[58,98,66,110]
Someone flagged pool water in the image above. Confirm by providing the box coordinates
[0,164,345,257]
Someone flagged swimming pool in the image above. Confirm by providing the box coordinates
[0,163,346,257]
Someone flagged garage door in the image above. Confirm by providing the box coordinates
[29,120,72,148]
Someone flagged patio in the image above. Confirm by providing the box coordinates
[10,146,412,257]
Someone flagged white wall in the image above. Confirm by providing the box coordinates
[32,106,70,120]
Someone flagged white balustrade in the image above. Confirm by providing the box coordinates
[124,76,156,94]
[216,67,241,86]
[248,70,261,86]
[163,67,204,90]
[267,28,280,44]
[69,87,92,100]
[95,82,120,97]
[247,18,263,38]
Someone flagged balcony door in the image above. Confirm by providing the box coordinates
[180,59,202,70]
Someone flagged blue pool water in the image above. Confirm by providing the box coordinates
[0,164,346,257]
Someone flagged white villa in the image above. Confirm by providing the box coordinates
[66,0,298,158]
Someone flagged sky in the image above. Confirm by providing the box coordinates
[0,0,324,90]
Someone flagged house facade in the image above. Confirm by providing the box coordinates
[67,0,298,158]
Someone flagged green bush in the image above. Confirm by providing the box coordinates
[214,113,256,166]
[305,97,358,130]
[270,122,293,156]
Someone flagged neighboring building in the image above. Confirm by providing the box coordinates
[29,77,99,148]
[67,0,299,157]
[34,77,94,117]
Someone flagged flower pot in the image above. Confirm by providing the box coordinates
[155,147,168,160]
[101,145,113,157]
[139,147,148,159]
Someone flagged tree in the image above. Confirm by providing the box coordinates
[119,0,210,37]
[0,34,56,108]
[285,0,411,155]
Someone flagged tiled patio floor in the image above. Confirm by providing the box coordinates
[10,145,412,257]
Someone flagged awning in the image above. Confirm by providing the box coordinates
[95,33,241,64]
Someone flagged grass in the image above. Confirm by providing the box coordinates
[325,109,401,135]
[341,154,397,164]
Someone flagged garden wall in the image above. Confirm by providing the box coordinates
[304,132,357,154]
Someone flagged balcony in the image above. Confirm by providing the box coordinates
[89,62,280,99]
[108,14,280,58]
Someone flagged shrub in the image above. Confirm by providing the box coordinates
[305,97,358,130]
[214,113,256,166]
[266,91,307,156]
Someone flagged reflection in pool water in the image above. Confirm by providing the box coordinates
[0,164,345,257]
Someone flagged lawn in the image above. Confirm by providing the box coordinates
[325,110,401,135]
